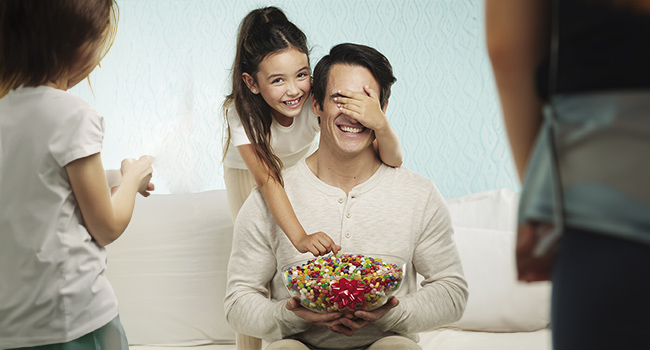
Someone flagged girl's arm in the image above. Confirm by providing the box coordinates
[335,86,403,167]
[372,122,402,168]
[486,0,549,180]
[237,144,340,256]
[66,153,153,246]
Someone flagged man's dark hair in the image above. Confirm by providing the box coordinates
[312,43,396,111]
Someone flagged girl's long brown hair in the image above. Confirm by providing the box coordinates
[223,7,309,186]
[0,0,118,98]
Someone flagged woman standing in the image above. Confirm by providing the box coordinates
[487,0,650,348]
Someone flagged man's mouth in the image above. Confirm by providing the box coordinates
[338,125,365,134]
[283,97,302,107]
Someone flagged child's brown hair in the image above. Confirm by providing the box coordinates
[223,7,309,186]
[0,0,118,97]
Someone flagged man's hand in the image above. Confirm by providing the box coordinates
[516,223,557,282]
[330,296,399,336]
[285,298,343,328]
[294,231,341,256]
[334,86,388,132]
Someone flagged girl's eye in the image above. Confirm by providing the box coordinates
[298,72,308,78]
[272,78,283,84]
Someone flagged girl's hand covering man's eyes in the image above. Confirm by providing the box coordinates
[334,86,389,133]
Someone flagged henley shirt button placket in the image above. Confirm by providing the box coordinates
[338,197,344,204]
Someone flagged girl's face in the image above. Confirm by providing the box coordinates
[244,48,311,126]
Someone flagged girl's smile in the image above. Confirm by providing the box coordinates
[283,96,303,108]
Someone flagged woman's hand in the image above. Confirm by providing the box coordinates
[516,223,558,282]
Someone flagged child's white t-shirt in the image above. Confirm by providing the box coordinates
[0,86,118,348]
[222,100,320,170]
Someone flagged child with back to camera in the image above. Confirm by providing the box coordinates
[223,7,403,257]
[0,1,153,349]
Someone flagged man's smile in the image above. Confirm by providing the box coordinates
[339,125,364,134]
[335,115,367,135]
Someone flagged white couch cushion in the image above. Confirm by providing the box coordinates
[105,190,235,346]
[444,189,551,332]
[452,225,550,332]
[446,188,519,231]
[419,328,551,350]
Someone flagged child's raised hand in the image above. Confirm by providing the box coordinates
[334,86,388,132]
[120,155,155,197]
[295,231,341,257]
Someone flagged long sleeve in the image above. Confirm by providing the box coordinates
[374,188,469,334]
[224,162,468,348]
[223,192,311,341]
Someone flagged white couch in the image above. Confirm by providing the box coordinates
[104,187,552,350]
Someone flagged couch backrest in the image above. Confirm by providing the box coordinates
[444,188,551,332]
[106,190,235,346]
[106,188,550,346]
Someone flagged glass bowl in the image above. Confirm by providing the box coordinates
[282,253,405,313]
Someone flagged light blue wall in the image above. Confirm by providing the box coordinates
[70,0,520,198]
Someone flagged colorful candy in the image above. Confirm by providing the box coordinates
[283,253,403,313]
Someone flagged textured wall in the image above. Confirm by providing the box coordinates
[70,0,520,198]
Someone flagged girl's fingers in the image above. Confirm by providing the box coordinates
[335,97,363,110]
[339,106,361,121]
[323,239,338,254]
[316,234,338,255]
[336,89,364,100]
[311,241,327,256]
[363,85,378,99]
[336,101,367,109]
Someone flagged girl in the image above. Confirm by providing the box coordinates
[223,7,403,256]
[0,1,153,349]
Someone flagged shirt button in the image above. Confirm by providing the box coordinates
[338,198,344,203]
[345,232,351,238]
[346,212,351,218]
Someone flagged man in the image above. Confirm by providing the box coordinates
[224,43,468,350]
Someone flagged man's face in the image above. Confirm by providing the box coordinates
[312,64,380,157]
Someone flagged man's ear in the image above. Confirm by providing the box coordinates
[242,73,259,94]
[311,95,322,116]
[382,99,389,113]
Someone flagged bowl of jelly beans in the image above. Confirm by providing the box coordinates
[282,253,404,313]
